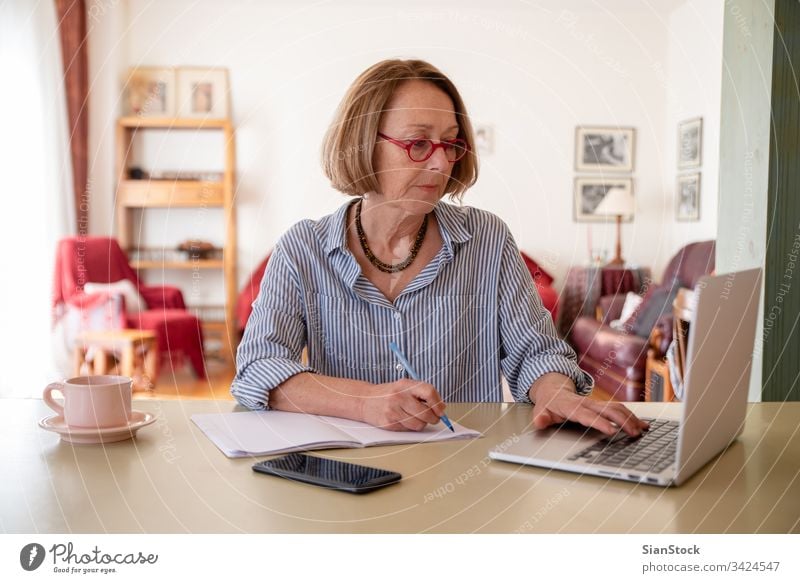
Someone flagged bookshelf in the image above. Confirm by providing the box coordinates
[114,116,237,363]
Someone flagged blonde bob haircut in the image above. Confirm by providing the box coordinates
[321,59,479,201]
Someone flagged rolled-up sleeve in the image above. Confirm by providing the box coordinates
[497,232,594,403]
[230,242,315,410]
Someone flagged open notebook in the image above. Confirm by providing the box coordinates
[191,410,482,458]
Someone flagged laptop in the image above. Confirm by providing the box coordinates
[489,268,762,487]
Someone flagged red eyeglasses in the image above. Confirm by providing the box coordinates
[377,132,470,163]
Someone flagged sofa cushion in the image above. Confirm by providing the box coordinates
[630,281,681,338]
[84,279,146,313]
[661,240,715,289]
[570,316,648,370]
[609,292,643,330]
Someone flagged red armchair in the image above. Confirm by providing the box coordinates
[236,251,559,334]
[569,240,715,401]
[53,237,206,378]
[520,252,559,322]
[236,253,272,333]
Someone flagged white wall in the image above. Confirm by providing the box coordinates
[664,0,723,255]
[86,0,126,236]
[87,0,721,306]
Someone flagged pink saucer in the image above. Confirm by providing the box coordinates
[38,410,157,445]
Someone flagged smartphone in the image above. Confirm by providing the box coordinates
[252,453,402,494]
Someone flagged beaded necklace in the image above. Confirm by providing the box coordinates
[354,199,428,274]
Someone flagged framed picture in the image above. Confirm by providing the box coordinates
[678,117,702,169]
[676,172,701,221]
[176,67,230,119]
[573,177,634,222]
[575,126,635,172]
[123,67,176,117]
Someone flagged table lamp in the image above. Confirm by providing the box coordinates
[594,186,634,267]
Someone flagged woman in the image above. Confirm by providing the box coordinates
[232,59,647,437]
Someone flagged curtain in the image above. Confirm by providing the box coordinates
[0,0,76,396]
[55,0,89,236]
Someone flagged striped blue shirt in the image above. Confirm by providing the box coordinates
[231,200,593,410]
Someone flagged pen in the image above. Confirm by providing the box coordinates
[388,342,454,432]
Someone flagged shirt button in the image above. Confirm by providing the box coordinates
[393,312,401,320]
[395,363,404,373]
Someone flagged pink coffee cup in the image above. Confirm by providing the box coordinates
[43,375,132,429]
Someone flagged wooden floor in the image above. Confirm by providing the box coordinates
[132,358,235,402]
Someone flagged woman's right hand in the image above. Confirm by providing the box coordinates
[360,378,446,431]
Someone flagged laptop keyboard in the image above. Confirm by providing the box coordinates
[566,418,679,474]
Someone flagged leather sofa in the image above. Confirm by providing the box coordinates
[569,240,715,401]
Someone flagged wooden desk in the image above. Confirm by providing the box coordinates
[2,400,798,533]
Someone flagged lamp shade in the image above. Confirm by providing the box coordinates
[595,187,634,216]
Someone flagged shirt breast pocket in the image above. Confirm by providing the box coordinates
[305,292,388,375]
[415,294,492,372]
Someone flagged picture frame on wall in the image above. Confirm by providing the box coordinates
[123,67,176,117]
[676,172,701,221]
[176,67,230,119]
[678,117,702,169]
[573,177,634,222]
[575,126,635,172]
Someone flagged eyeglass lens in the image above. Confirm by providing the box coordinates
[409,139,468,162]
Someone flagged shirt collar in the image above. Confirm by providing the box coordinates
[321,197,473,256]
[322,199,355,256]
[433,200,473,250]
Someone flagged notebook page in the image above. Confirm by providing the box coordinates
[316,415,482,446]
[191,411,359,457]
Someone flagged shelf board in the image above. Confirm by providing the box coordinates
[189,305,227,322]
[132,260,224,270]
[119,180,225,207]
[122,179,223,185]
[118,117,231,129]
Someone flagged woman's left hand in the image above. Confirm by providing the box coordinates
[529,373,649,437]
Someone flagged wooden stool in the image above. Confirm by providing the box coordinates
[74,330,159,390]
